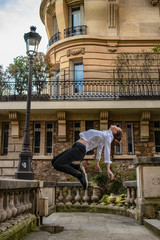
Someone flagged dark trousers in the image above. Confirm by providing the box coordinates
[51,143,86,179]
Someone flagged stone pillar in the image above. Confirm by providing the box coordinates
[45,7,54,40]
[9,112,19,139]
[57,112,66,141]
[56,0,68,39]
[140,110,150,142]
[80,120,85,133]
[133,157,160,224]
[100,111,108,131]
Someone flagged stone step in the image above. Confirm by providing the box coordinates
[143,219,160,237]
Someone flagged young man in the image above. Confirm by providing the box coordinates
[52,125,122,190]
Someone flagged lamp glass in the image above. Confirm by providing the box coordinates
[26,38,39,57]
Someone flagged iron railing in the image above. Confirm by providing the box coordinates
[0,69,160,101]
[64,25,87,38]
[48,32,61,47]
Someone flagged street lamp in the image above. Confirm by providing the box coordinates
[15,26,41,180]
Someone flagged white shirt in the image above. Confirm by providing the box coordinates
[79,129,114,164]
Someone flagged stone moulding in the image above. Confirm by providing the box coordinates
[107,41,118,52]
[150,0,159,6]
[67,48,85,57]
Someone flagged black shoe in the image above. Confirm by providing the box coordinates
[77,163,86,174]
[79,173,88,190]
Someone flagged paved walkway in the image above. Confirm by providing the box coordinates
[22,212,160,240]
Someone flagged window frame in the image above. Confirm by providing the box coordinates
[33,122,41,155]
[2,122,9,155]
[74,62,83,93]
[85,121,94,155]
[114,122,122,155]
[45,122,54,156]
[126,122,134,155]
[69,4,84,28]
[73,121,81,142]
[154,122,160,154]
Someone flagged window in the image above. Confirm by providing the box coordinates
[46,123,53,155]
[52,68,60,97]
[53,16,59,34]
[2,122,9,155]
[74,63,83,93]
[72,7,81,28]
[33,122,41,155]
[154,122,160,154]
[86,121,94,155]
[66,4,85,37]
[73,122,80,142]
[114,122,122,155]
[126,122,134,155]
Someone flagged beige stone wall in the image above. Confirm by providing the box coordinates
[40,0,160,40]
[0,112,158,181]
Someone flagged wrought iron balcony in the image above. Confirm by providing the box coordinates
[48,32,61,47]
[1,69,160,101]
[64,25,87,38]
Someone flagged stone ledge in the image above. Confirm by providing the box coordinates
[0,178,39,189]
[113,155,137,160]
[143,219,160,237]
[123,181,137,187]
[133,157,160,165]
[0,214,37,240]
[55,204,137,221]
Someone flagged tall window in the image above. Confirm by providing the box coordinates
[74,63,83,93]
[34,122,41,155]
[72,7,81,28]
[73,122,80,142]
[126,122,134,155]
[2,122,9,155]
[154,122,160,154]
[53,16,59,34]
[114,122,122,155]
[46,123,53,155]
[67,5,84,37]
[86,121,94,155]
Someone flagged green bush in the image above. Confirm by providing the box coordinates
[83,160,136,197]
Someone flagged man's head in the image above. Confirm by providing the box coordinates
[109,125,122,145]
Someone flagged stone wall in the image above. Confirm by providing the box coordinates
[32,120,156,182]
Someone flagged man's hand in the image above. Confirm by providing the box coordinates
[107,169,114,180]
[96,161,102,173]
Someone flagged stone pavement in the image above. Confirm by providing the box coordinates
[22,212,160,240]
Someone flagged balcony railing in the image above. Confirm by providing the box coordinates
[1,69,160,101]
[48,32,61,47]
[64,25,87,38]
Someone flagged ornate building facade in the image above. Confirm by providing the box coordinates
[0,0,160,181]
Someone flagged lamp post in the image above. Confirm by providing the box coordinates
[15,26,41,180]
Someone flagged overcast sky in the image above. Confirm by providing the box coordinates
[0,0,48,69]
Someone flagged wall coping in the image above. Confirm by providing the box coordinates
[123,181,137,187]
[133,157,160,165]
[0,178,39,189]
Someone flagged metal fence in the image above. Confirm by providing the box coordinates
[0,69,160,101]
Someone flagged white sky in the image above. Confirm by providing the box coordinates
[0,0,48,69]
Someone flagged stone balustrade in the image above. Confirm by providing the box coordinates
[0,179,39,230]
[123,181,137,208]
[56,182,99,206]
[42,182,99,207]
